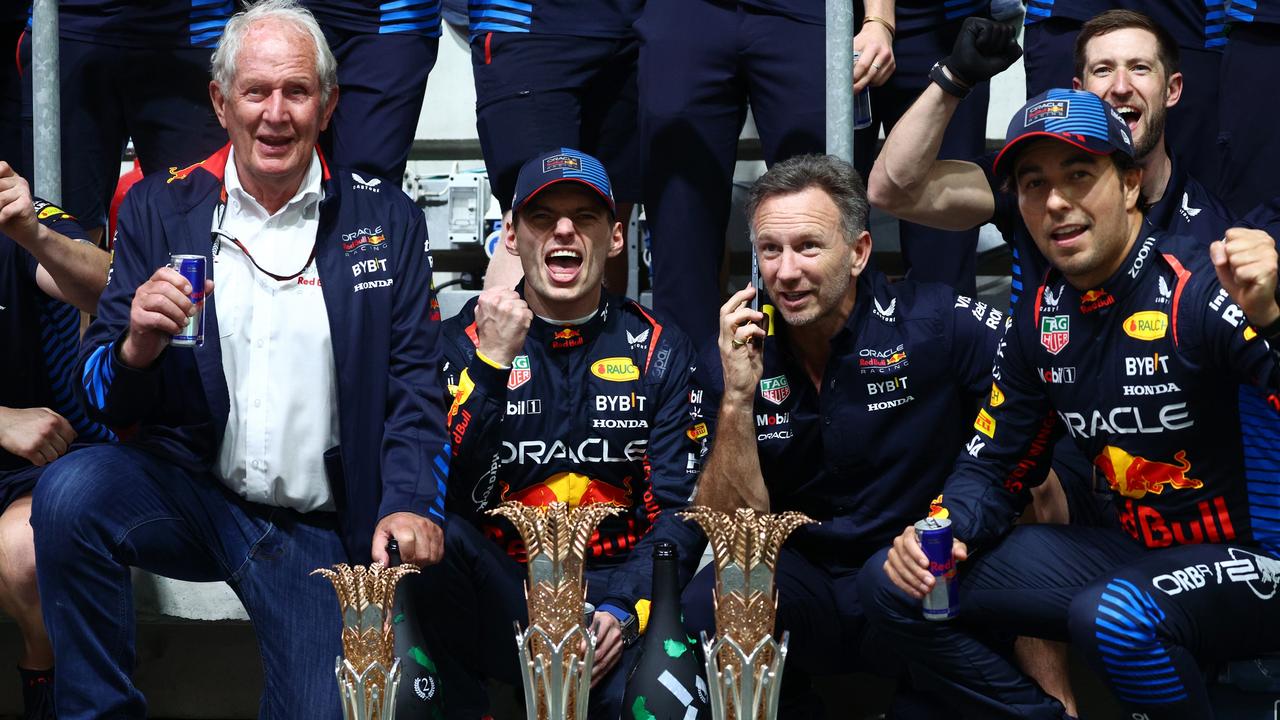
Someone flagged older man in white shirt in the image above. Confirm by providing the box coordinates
[31,1,450,717]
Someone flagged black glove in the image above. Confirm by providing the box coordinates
[941,17,1023,86]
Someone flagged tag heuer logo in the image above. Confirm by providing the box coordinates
[507,355,531,390]
[760,375,790,405]
[1040,316,1070,355]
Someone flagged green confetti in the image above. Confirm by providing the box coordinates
[410,647,438,672]
[664,638,688,658]
[393,612,405,624]
[630,696,656,720]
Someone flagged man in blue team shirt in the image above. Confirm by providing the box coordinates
[30,2,450,716]
[685,153,1007,716]
[864,83,1280,720]
[0,163,112,720]
[303,0,441,183]
[19,1,236,244]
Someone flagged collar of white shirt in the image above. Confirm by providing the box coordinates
[223,146,324,219]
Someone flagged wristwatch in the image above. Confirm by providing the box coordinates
[929,61,972,100]
[601,604,640,647]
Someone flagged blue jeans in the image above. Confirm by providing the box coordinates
[32,444,347,719]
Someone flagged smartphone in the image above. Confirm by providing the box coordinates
[750,242,772,341]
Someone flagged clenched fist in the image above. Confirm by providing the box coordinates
[943,17,1022,87]
[0,161,39,248]
[474,288,533,366]
[1211,227,1280,330]
[0,407,76,466]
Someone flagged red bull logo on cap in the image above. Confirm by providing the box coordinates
[1025,99,1069,126]
[1094,446,1204,500]
[542,154,581,173]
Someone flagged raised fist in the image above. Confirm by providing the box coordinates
[474,288,533,367]
[943,17,1023,86]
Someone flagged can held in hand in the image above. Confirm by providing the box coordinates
[915,517,958,621]
[853,50,873,130]
[170,254,206,347]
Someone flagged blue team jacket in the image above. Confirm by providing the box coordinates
[76,144,450,562]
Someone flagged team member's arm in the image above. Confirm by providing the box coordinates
[77,181,206,427]
[695,285,770,512]
[441,289,532,520]
[866,17,1020,231]
[854,0,896,93]
[370,203,451,567]
[0,163,109,314]
[883,307,1059,598]
[950,294,1008,396]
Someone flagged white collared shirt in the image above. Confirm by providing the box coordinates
[212,148,338,512]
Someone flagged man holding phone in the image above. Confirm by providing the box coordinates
[683,153,1008,714]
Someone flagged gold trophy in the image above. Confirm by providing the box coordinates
[680,507,814,720]
[489,500,623,720]
[314,562,420,720]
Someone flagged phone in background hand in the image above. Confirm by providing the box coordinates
[751,242,773,344]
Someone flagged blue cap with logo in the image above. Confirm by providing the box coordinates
[512,148,616,217]
[993,88,1134,176]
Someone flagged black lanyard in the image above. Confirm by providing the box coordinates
[211,188,319,283]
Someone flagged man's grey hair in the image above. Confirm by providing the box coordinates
[746,154,870,245]
[211,0,338,106]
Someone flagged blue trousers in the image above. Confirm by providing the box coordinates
[1217,22,1280,217]
[1022,18,1081,98]
[20,37,226,229]
[638,0,826,350]
[319,27,439,183]
[32,444,348,719]
[860,524,1280,719]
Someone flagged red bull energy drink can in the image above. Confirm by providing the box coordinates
[169,254,206,347]
[915,517,958,621]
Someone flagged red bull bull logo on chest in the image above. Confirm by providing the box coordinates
[1093,446,1204,500]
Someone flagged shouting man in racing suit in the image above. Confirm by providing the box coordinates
[862,89,1280,720]
[422,148,705,718]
